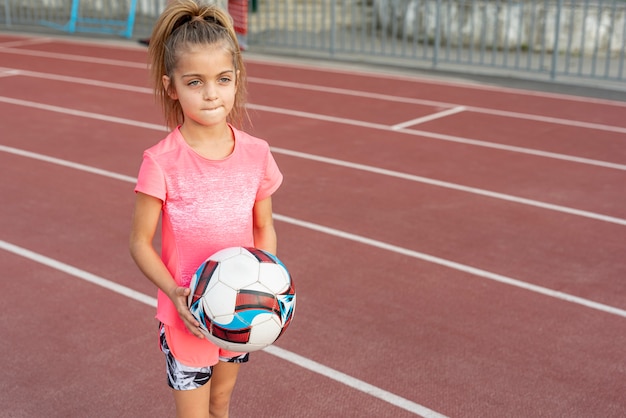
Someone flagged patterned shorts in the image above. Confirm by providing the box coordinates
[159,324,249,391]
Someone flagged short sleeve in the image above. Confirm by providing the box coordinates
[135,153,167,201]
[256,150,283,201]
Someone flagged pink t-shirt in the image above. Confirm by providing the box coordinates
[135,125,283,366]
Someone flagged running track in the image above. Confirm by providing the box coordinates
[1,33,625,418]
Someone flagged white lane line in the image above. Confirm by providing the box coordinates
[0,96,166,131]
[0,145,138,183]
[0,240,157,307]
[1,69,624,167]
[2,147,625,320]
[0,60,624,135]
[392,106,467,130]
[0,69,20,78]
[243,57,626,108]
[248,77,626,134]
[2,126,626,227]
[0,240,445,417]
[0,45,148,68]
[2,85,623,175]
[273,215,626,320]
[270,147,626,226]
[469,106,626,134]
[0,38,54,48]
[10,65,626,136]
[263,345,447,418]
[0,67,153,93]
[248,103,626,171]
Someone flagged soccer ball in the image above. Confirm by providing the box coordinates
[188,247,296,352]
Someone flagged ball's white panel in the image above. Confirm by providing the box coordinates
[258,263,290,293]
[205,333,268,352]
[209,246,244,261]
[247,314,282,344]
[218,254,259,289]
[202,281,237,318]
[241,282,273,293]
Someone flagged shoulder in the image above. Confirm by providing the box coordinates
[143,129,182,159]
[232,126,271,152]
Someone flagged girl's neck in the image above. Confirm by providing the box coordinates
[179,123,235,160]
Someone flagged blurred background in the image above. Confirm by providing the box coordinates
[1,0,625,92]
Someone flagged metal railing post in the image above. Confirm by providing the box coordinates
[433,0,442,68]
[4,0,11,26]
[550,0,563,80]
[330,0,336,57]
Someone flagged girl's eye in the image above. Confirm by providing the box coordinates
[219,77,232,83]
[188,80,201,86]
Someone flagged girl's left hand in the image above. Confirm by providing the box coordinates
[170,286,205,339]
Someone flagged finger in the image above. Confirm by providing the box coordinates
[193,327,205,339]
[187,316,200,328]
[184,321,204,338]
[176,286,190,296]
[182,308,202,329]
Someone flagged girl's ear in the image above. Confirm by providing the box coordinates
[162,75,178,100]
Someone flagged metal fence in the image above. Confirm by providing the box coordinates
[248,0,626,85]
[0,0,163,38]
[1,0,625,86]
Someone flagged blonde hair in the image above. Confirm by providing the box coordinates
[148,0,247,129]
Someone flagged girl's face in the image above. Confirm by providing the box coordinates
[163,43,237,129]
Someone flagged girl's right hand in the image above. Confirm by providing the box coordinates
[169,286,205,339]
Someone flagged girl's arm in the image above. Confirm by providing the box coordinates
[129,192,204,338]
[252,196,277,255]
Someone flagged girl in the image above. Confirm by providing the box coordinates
[129,1,283,417]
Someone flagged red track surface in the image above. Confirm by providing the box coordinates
[1,33,625,418]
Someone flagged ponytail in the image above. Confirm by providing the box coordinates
[148,0,247,129]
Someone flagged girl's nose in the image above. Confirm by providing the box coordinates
[203,84,218,101]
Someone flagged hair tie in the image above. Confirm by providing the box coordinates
[172,15,191,32]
